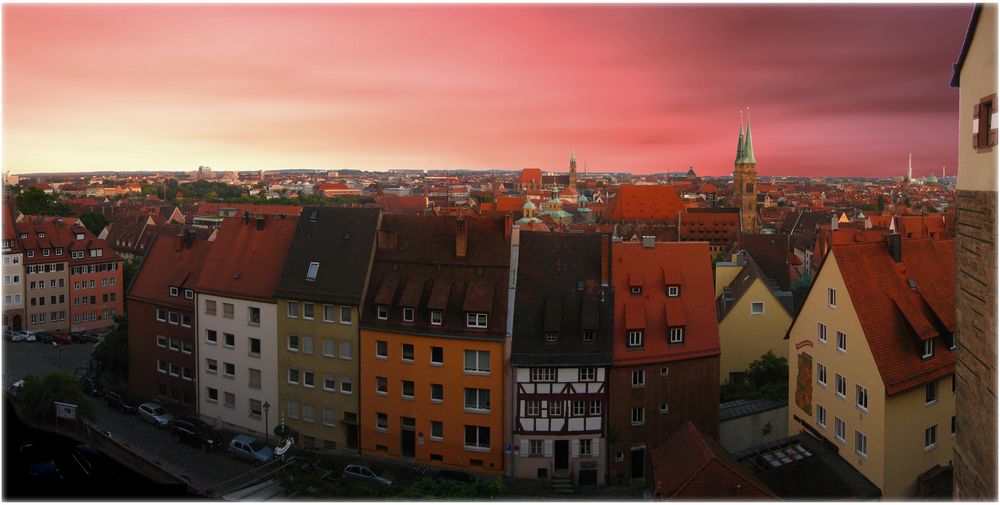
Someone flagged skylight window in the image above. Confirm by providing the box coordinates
[306,262,320,281]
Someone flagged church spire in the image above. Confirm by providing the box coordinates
[570,151,577,170]
[743,108,756,165]
[735,110,745,164]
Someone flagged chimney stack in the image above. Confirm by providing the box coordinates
[831,214,839,231]
[256,218,266,231]
[641,235,656,249]
[887,233,902,263]
[456,217,468,260]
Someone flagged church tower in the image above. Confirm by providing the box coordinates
[569,151,578,189]
[733,111,760,232]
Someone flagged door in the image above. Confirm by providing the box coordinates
[345,424,359,450]
[12,315,21,331]
[630,448,645,480]
[555,440,569,471]
[401,428,416,458]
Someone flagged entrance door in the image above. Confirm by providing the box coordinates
[401,429,416,458]
[630,448,645,480]
[555,440,569,472]
[12,315,21,331]
[345,424,359,450]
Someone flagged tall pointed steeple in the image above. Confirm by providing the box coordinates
[735,111,745,163]
[570,151,577,171]
[568,150,578,188]
[743,109,756,165]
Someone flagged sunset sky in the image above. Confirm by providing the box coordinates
[2,4,973,177]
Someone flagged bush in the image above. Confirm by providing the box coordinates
[16,372,96,424]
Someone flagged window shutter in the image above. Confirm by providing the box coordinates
[543,439,553,457]
[571,439,580,458]
[973,104,981,148]
[592,438,600,457]
[520,439,529,457]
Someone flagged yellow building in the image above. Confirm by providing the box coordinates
[715,252,794,384]
[787,237,956,497]
[275,208,381,452]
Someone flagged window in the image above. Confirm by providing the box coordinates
[828,288,837,308]
[288,367,300,385]
[856,385,868,411]
[531,368,556,382]
[632,369,645,387]
[402,380,415,399]
[974,96,996,149]
[925,425,938,451]
[205,300,217,316]
[835,374,846,398]
[431,384,444,402]
[529,440,543,457]
[247,307,261,327]
[582,330,595,342]
[631,287,641,295]
[303,336,314,355]
[431,347,444,365]
[288,400,300,420]
[659,403,669,413]
[628,330,644,347]
[951,416,957,436]
[169,286,179,297]
[157,335,168,348]
[855,431,868,458]
[324,374,337,392]
[156,309,166,322]
[923,339,934,359]
[248,368,261,389]
[835,417,846,442]
[340,341,352,359]
[402,307,414,322]
[323,339,336,357]
[306,261,320,281]
[751,301,764,315]
[466,312,488,328]
[169,337,180,351]
[185,289,194,300]
[340,377,352,394]
[206,329,217,344]
[401,343,414,362]
[376,413,388,431]
[430,310,442,326]
[224,362,235,378]
[431,421,444,440]
[376,376,388,394]
[320,304,335,322]
[206,359,218,374]
[464,426,490,449]
[303,371,315,388]
[817,404,827,428]
[817,363,827,386]
[181,314,192,328]
[526,400,540,416]
[589,401,601,416]
[323,408,336,427]
[926,381,938,404]
[580,368,596,382]
[248,338,261,357]
[303,303,314,320]
[464,350,490,373]
[224,333,235,348]
[303,404,315,423]
[377,305,388,320]
[545,332,558,343]
[249,399,262,419]
[550,401,563,417]
[287,301,299,318]
[223,303,234,319]
[288,334,300,352]
[464,388,490,412]
[631,407,645,425]
[668,327,684,344]
[667,286,679,297]
[222,392,235,409]
[340,306,352,324]
[206,387,218,402]
[836,331,847,352]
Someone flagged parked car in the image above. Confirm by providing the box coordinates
[70,332,89,344]
[34,332,54,344]
[79,376,104,397]
[52,331,72,345]
[344,464,393,486]
[434,469,477,485]
[227,435,273,465]
[86,333,104,344]
[137,402,173,427]
[7,379,25,399]
[5,330,25,342]
[171,417,222,451]
[21,331,36,343]
[104,390,139,414]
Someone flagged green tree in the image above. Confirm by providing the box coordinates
[15,187,73,216]
[15,372,96,423]
[91,315,129,387]
[746,351,788,401]
[79,212,109,236]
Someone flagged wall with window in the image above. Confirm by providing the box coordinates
[717,276,792,383]
[2,252,25,331]
[359,328,504,474]
[196,293,278,436]
[127,296,197,406]
[22,261,69,332]
[69,258,123,332]
[883,375,957,497]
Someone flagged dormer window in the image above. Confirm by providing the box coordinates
[19,233,27,239]
[582,331,595,342]
[402,307,415,322]
[377,305,388,320]
[669,327,685,344]
[55,248,63,256]
[630,287,642,295]
[185,289,194,300]
[26,250,34,258]
[922,338,934,359]
[306,261,319,281]
[466,312,488,328]
[667,286,680,297]
[76,233,84,240]
[628,330,644,347]
[545,332,559,343]
[38,232,45,239]
[42,249,50,257]
[169,287,179,297]
[90,249,103,258]
[430,310,442,326]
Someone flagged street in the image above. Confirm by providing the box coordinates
[2,340,251,493]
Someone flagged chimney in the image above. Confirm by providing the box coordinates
[184,228,195,249]
[504,214,512,242]
[456,217,468,260]
[256,218,266,231]
[887,233,902,263]
[601,234,611,287]
[243,210,251,224]
[641,235,656,249]
[831,215,839,231]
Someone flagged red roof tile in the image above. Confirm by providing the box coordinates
[129,233,212,308]
[604,185,685,221]
[194,216,298,302]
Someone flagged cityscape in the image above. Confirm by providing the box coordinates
[0,2,996,502]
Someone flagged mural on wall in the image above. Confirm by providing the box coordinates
[795,351,813,415]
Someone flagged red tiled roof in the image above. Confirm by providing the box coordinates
[194,216,298,302]
[193,202,302,218]
[833,239,955,395]
[613,241,720,365]
[519,168,542,184]
[495,196,524,213]
[604,185,685,222]
[652,422,776,499]
[129,233,212,308]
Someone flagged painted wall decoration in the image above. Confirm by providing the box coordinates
[795,351,813,415]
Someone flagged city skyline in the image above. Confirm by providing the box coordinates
[3,4,972,176]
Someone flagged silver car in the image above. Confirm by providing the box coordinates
[137,402,174,428]
[344,464,393,486]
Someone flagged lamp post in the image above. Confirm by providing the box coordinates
[263,401,270,447]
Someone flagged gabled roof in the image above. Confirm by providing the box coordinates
[194,216,298,302]
[738,233,792,291]
[3,202,21,252]
[717,253,794,321]
[519,168,542,184]
[652,422,776,499]
[129,233,212,308]
[275,207,381,306]
[832,239,955,395]
[950,4,984,87]
[604,185,685,222]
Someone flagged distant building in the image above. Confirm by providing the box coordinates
[3,202,24,331]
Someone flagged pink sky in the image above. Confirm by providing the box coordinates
[3,4,973,177]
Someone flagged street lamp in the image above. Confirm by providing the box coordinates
[263,401,270,447]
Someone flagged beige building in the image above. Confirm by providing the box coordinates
[787,238,956,498]
[950,3,997,500]
[715,252,794,384]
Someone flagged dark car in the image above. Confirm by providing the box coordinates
[434,470,477,485]
[52,331,73,345]
[104,390,139,414]
[171,417,222,451]
[34,332,54,344]
[70,332,89,344]
[86,333,104,344]
[79,377,104,397]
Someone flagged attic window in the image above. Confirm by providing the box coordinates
[169,287,179,297]
[669,327,685,344]
[582,331,595,342]
[922,338,934,360]
[466,312,488,328]
[76,233,84,240]
[907,279,917,290]
[667,286,680,297]
[545,332,558,343]
[38,232,45,238]
[631,287,642,295]
[19,233,27,239]
[306,262,320,281]
[185,289,194,300]
[55,248,63,256]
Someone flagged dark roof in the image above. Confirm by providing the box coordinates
[738,233,792,291]
[719,398,787,422]
[194,216,298,302]
[511,232,613,366]
[789,211,835,251]
[717,253,794,321]
[129,232,212,309]
[950,4,984,88]
[275,207,381,305]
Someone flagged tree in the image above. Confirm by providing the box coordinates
[15,187,73,216]
[15,372,96,423]
[91,315,129,387]
[746,351,788,401]
[79,212,109,236]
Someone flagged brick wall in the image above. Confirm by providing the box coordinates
[127,298,197,406]
[954,189,997,500]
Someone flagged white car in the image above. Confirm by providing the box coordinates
[344,464,393,486]
[5,331,24,342]
[21,331,36,343]
[138,402,174,428]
